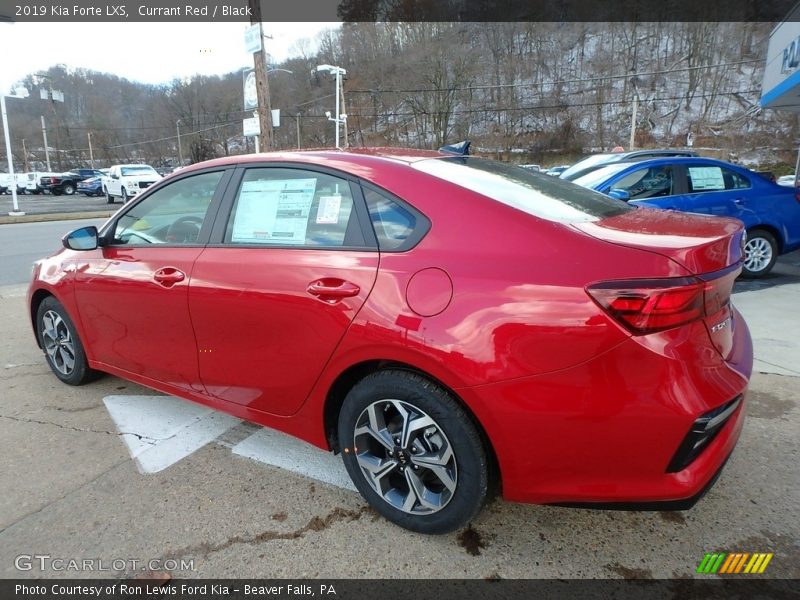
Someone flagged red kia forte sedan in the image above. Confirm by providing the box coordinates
[28,149,752,533]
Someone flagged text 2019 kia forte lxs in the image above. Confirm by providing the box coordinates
[29,150,752,533]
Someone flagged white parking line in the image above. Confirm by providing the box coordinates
[103,394,355,491]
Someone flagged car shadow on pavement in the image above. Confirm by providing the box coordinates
[734,250,800,294]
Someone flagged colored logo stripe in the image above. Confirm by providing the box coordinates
[699,552,773,574]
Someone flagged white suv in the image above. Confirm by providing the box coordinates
[103,164,161,204]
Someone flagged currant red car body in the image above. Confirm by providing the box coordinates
[28,149,753,533]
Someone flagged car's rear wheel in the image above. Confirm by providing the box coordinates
[338,370,489,534]
[105,188,114,204]
[62,183,75,195]
[36,297,97,386]
[742,229,778,278]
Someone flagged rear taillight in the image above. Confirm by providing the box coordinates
[587,274,732,335]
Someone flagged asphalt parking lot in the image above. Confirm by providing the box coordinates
[0,250,797,580]
[0,191,116,219]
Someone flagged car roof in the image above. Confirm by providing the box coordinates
[176,149,452,176]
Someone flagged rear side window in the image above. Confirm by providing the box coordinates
[413,157,632,223]
[687,166,750,192]
[363,187,428,251]
[225,168,365,248]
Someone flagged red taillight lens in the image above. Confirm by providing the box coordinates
[587,277,706,334]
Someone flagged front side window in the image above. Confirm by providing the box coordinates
[609,166,674,200]
[113,171,222,245]
[225,168,364,248]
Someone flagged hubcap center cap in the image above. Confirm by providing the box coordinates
[394,447,410,465]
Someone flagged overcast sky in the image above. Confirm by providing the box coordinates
[0,22,337,91]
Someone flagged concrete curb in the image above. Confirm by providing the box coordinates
[0,211,113,225]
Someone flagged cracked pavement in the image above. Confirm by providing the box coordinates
[0,280,797,580]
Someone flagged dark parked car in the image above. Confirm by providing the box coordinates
[41,169,105,196]
[573,156,800,277]
[560,149,698,182]
[29,149,751,533]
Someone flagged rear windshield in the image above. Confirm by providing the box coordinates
[413,157,632,223]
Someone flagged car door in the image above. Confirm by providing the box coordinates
[681,163,753,223]
[72,169,230,391]
[188,166,379,416]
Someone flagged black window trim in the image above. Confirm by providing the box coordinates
[100,167,234,248]
[207,162,379,252]
[358,180,431,252]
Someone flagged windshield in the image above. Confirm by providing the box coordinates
[559,154,616,180]
[121,166,158,176]
[413,157,632,223]
[571,163,635,190]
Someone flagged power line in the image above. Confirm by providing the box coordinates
[347,59,763,95]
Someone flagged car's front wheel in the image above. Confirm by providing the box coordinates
[62,182,75,195]
[338,370,489,534]
[742,229,778,278]
[105,187,114,204]
[36,296,97,386]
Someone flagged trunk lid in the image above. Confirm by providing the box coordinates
[576,208,745,359]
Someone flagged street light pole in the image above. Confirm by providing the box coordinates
[316,65,348,149]
[1,94,24,215]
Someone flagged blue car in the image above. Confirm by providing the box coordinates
[77,176,103,197]
[573,157,800,277]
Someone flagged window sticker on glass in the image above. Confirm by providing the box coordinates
[316,194,342,224]
[688,167,725,191]
[231,178,317,244]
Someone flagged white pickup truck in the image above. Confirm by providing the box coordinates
[103,164,161,204]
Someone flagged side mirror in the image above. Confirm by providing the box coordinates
[111,173,119,179]
[608,189,631,202]
[62,226,99,251]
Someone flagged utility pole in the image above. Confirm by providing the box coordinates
[340,82,349,149]
[629,94,638,151]
[248,0,273,150]
[41,116,51,171]
[296,112,301,150]
[22,138,30,172]
[87,132,95,168]
[176,119,183,166]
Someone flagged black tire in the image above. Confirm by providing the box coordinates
[121,188,128,203]
[741,229,778,278]
[62,182,76,195]
[338,370,489,534]
[35,296,97,386]
[105,187,115,204]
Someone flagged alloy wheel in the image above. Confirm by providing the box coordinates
[353,399,457,515]
[41,310,76,376]
[744,236,773,274]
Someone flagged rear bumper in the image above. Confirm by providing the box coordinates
[461,309,752,506]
